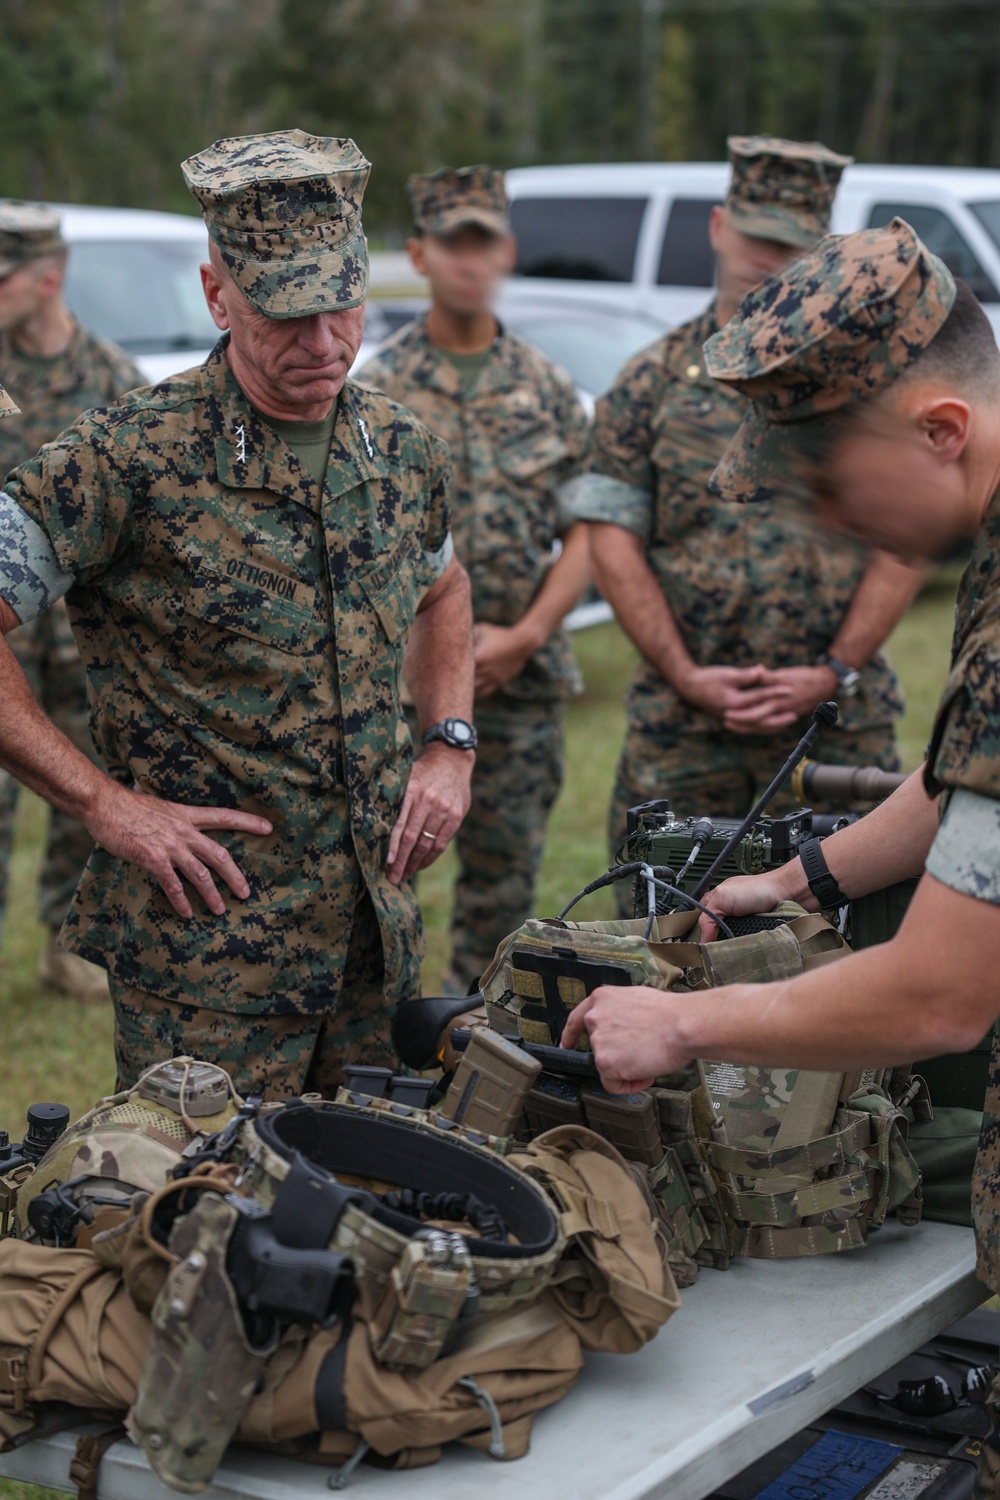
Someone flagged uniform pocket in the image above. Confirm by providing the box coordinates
[495,423,570,482]
[156,571,314,748]
[357,536,422,645]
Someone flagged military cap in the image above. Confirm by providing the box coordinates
[726,136,852,250]
[408,165,510,238]
[704,218,956,504]
[0,383,18,418]
[0,201,66,279]
[181,129,370,319]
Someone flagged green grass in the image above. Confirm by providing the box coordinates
[0,570,963,1499]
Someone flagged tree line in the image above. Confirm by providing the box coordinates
[2,0,999,238]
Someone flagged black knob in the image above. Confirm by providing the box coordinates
[22,1102,71,1163]
[813,700,840,729]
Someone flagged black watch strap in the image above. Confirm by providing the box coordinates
[799,837,849,908]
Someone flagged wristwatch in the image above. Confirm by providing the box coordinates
[817,653,861,698]
[799,837,849,908]
[423,718,478,752]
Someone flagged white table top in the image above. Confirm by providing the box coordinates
[0,1220,982,1500]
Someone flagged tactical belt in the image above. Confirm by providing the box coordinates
[254,1101,560,1261]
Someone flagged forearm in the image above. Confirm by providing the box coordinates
[514,523,591,649]
[678,874,993,1070]
[829,551,927,667]
[780,766,939,904]
[0,603,109,822]
[406,558,474,734]
[590,523,693,687]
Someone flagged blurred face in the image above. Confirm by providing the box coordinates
[0,257,63,332]
[407,226,516,317]
[201,247,365,414]
[807,390,977,560]
[710,206,800,313]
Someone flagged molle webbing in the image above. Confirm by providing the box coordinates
[481,911,922,1266]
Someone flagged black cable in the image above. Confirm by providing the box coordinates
[557,861,734,941]
[638,866,735,942]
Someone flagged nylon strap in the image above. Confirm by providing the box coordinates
[68,1425,127,1500]
[720,1167,871,1226]
[733,1217,868,1259]
[705,1113,869,1178]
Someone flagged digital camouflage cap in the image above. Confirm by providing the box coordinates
[0,201,66,278]
[704,218,956,504]
[182,129,370,318]
[408,165,510,238]
[726,136,852,250]
[0,383,18,418]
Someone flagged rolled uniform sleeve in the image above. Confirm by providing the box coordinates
[567,349,659,543]
[420,431,455,587]
[2,415,138,586]
[0,491,75,622]
[927,789,1000,904]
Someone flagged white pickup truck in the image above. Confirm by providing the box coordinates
[505,162,1000,337]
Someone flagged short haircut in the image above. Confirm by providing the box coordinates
[902,277,1000,393]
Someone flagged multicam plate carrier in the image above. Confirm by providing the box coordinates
[479,907,928,1282]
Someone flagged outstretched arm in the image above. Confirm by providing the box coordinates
[564,871,998,1094]
[698,765,939,938]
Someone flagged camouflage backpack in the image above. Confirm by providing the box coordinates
[479,906,927,1280]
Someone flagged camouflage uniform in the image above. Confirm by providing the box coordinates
[0,133,455,1099]
[0,293,142,943]
[702,218,1000,1494]
[570,139,901,899]
[362,166,588,990]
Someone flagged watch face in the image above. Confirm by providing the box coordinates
[446,719,474,743]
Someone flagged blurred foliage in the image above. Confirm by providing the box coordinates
[0,0,999,234]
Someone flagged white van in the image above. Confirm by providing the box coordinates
[505,162,1000,337]
[55,204,215,384]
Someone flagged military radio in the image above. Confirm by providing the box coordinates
[623,802,815,916]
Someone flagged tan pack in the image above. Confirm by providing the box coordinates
[0,1089,676,1492]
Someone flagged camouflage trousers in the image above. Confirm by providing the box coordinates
[411,697,563,994]
[609,716,900,916]
[0,600,102,935]
[110,887,397,1099]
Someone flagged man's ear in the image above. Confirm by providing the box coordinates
[405,236,427,277]
[200,262,229,332]
[708,204,727,255]
[920,396,972,463]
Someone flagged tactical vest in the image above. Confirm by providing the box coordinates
[0,1065,676,1494]
[478,907,927,1283]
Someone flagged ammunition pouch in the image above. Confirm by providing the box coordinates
[480,908,926,1275]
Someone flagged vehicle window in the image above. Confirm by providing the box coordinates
[63,238,218,355]
[510,197,647,282]
[657,198,718,287]
[968,201,1000,263]
[866,202,999,302]
[502,310,665,396]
